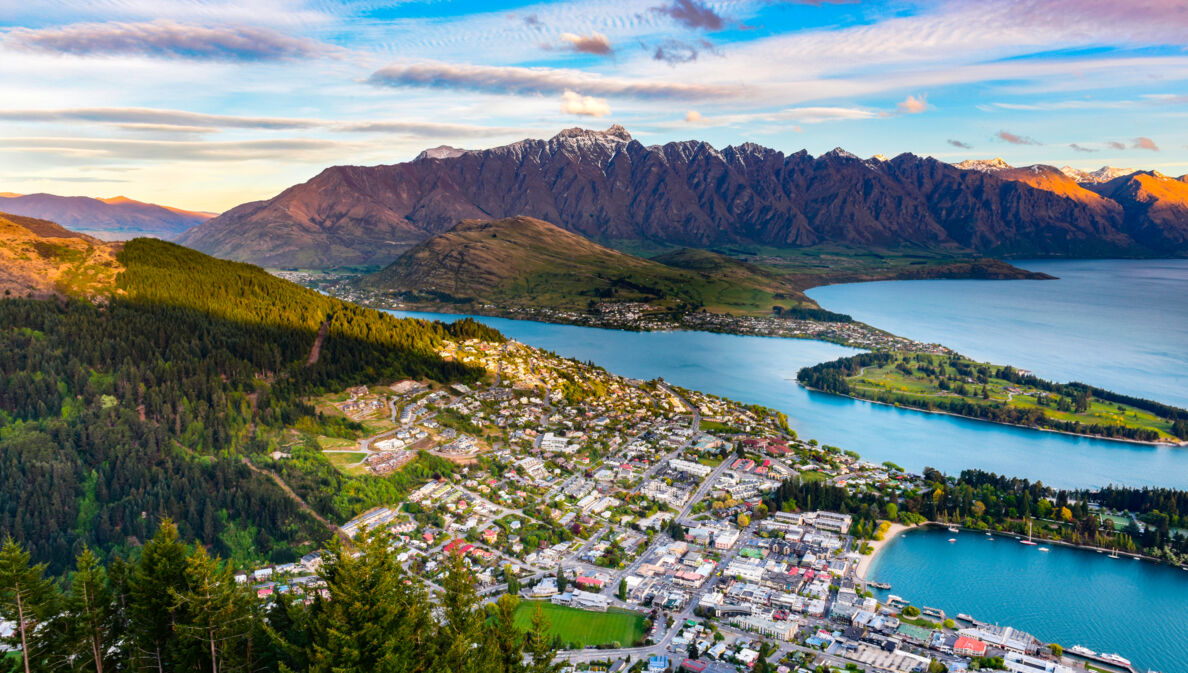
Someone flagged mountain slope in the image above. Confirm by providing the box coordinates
[179,126,1188,269]
[0,210,122,297]
[0,192,213,240]
[357,216,821,315]
[1087,171,1188,251]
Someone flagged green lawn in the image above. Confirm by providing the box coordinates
[800,470,827,483]
[513,601,646,648]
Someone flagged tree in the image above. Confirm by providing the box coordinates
[1049,643,1063,658]
[737,513,751,528]
[434,552,484,673]
[617,578,628,602]
[524,603,560,673]
[483,594,524,673]
[902,605,920,617]
[0,537,59,673]
[170,546,254,673]
[555,566,567,594]
[58,546,118,673]
[128,519,190,673]
[504,565,521,597]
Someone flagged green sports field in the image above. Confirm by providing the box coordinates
[513,600,646,648]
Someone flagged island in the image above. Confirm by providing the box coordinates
[798,351,1188,444]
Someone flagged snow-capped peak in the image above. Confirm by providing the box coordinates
[954,157,1012,173]
[824,147,859,160]
[416,145,467,161]
[1059,165,1136,183]
[869,154,889,162]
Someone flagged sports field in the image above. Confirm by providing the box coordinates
[513,600,646,647]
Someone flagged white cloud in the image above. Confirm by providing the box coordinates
[560,91,611,117]
[559,32,612,55]
[685,110,703,123]
[897,94,928,114]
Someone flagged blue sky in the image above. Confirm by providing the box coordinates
[1,0,1186,211]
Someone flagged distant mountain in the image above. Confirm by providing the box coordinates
[1060,165,1137,184]
[0,210,122,297]
[179,126,1188,268]
[953,157,1013,173]
[1086,171,1188,251]
[0,192,214,240]
[357,215,824,315]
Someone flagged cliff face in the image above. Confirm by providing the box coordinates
[178,126,1188,268]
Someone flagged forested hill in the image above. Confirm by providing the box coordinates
[0,237,501,571]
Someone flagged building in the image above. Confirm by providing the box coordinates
[954,636,988,657]
[714,529,740,550]
[1003,652,1074,673]
[669,458,713,478]
[808,511,852,534]
[729,613,798,641]
[648,655,669,672]
[959,624,1041,654]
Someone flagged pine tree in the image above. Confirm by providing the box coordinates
[57,547,118,673]
[433,552,483,673]
[524,603,561,673]
[0,536,59,673]
[171,546,253,673]
[128,519,189,673]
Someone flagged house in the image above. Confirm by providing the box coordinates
[648,655,669,672]
[954,636,988,657]
[1003,652,1074,673]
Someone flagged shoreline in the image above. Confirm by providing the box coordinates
[854,522,910,581]
[799,384,1186,448]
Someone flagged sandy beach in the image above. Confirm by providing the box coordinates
[855,522,910,580]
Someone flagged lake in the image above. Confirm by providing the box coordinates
[808,259,1188,408]
[390,307,1188,489]
[867,526,1188,673]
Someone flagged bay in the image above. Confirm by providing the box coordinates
[389,307,1188,489]
[807,259,1188,408]
[866,526,1188,673]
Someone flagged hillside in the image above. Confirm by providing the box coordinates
[1088,171,1188,252]
[357,216,825,316]
[178,126,1188,269]
[0,210,122,297]
[0,227,497,572]
[0,192,213,240]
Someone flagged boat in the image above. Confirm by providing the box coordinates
[1109,551,1119,558]
[947,526,959,533]
[956,614,976,623]
[1069,645,1096,657]
[868,581,891,590]
[1038,547,1050,552]
[1099,653,1132,667]
[921,606,946,619]
[948,538,957,543]
[1020,520,1038,546]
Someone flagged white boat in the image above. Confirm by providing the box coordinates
[1069,645,1096,657]
[948,526,959,533]
[1038,547,1050,552]
[1020,520,1037,546]
[1099,653,1132,667]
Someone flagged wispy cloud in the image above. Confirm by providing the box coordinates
[0,136,352,162]
[0,107,526,138]
[652,0,725,31]
[367,61,740,100]
[947,139,973,149]
[996,130,1040,145]
[1132,136,1159,151]
[559,32,613,56]
[1069,143,1098,152]
[897,94,929,114]
[3,19,332,61]
[560,91,611,117]
[1107,140,1126,150]
[652,39,706,65]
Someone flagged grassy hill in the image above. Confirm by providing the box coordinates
[0,224,500,571]
[358,216,830,317]
[0,210,123,297]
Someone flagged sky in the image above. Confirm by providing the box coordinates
[1,0,1187,212]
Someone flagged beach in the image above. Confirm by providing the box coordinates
[855,522,910,580]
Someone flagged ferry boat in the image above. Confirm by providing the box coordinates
[1099,653,1132,667]
[1069,645,1096,657]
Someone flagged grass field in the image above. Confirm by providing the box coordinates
[850,353,1181,441]
[512,601,646,648]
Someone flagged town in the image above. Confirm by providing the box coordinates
[219,334,1131,673]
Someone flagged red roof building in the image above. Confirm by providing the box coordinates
[954,636,987,657]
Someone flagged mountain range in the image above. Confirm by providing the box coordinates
[175,125,1188,269]
[0,192,214,240]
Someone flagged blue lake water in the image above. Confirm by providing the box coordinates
[867,527,1188,673]
[808,259,1188,409]
[390,305,1188,489]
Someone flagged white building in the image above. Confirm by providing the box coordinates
[668,458,713,478]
